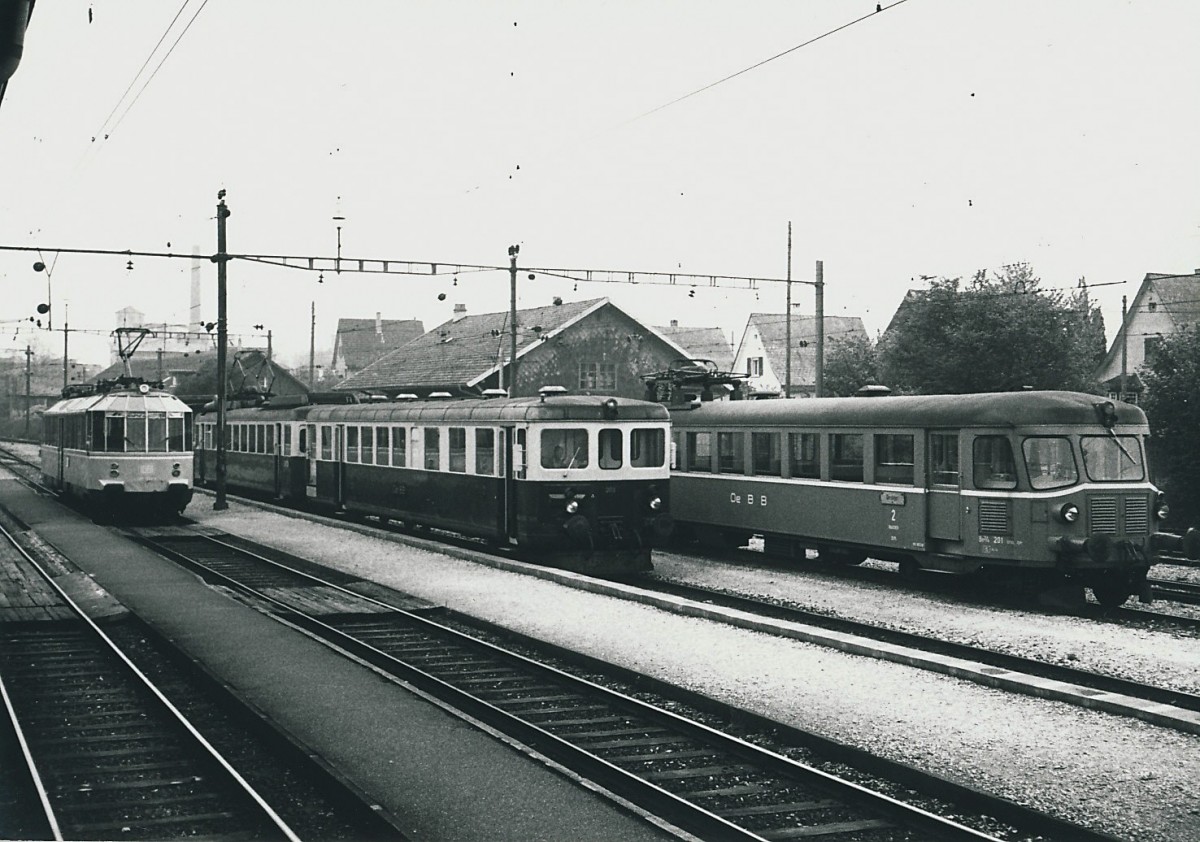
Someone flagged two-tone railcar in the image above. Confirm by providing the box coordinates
[668,390,1199,606]
[40,380,194,518]
[194,389,674,575]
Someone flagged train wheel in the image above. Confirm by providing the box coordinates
[1089,576,1132,608]
[897,558,920,581]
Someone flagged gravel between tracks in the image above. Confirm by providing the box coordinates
[181,500,1200,842]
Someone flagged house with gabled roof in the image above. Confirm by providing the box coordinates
[653,321,735,371]
[330,314,425,382]
[332,298,697,399]
[733,313,869,398]
[1095,270,1200,403]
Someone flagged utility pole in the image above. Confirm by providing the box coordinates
[214,190,230,511]
[267,329,273,362]
[308,302,316,388]
[1119,295,1128,399]
[784,222,792,398]
[508,245,519,396]
[61,303,69,391]
[24,345,32,435]
[814,260,825,398]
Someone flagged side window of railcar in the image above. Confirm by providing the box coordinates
[1079,436,1144,482]
[1023,437,1078,489]
[929,433,959,486]
[449,428,467,473]
[631,428,665,468]
[320,426,332,461]
[375,427,389,466]
[788,432,820,479]
[391,427,406,467]
[830,433,864,482]
[717,432,745,474]
[599,429,622,470]
[973,436,1017,490]
[475,429,495,475]
[362,427,375,464]
[751,432,782,476]
[264,425,274,454]
[542,428,589,469]
[874,434,914,485]
[424,428,441,470]
[686,432,712,472]
[346,427,359,463]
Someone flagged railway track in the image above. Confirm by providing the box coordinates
[1145,576,1200,606]
[0,522,301,841]
[131,528,1124,842]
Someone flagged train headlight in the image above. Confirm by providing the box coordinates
[649,496,663,511]
[109,462,120,478]
[1058,503,1079,523]
[565,500,580,514]
[1156,503,1170,521]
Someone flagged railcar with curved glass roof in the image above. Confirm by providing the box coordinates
[669,390,1198,606]
[195,391,673,575]
[41,382,194,517]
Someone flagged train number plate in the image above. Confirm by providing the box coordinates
[880,491,905,505]
[139,464,155,476]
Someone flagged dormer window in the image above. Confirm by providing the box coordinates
[1148,301,1157,312]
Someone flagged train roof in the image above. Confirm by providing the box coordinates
[302,394,670,424]
[43,387,192,416]
[670,391,1148,429]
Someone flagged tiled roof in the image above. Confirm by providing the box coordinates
[745,313,869,384]
[1146,272,1200,328]
[653,325,735,370]
[333,318,425,371]
[335,299,608,391]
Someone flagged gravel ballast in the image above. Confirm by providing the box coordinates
[181,501,1200,842]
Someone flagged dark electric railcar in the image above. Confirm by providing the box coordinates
[668,391,1199,606]
[195,390,673,575]
[41,381,194,517]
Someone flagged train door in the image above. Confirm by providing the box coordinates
[272,423,283,498]
[305,424,318,498]
[927,431,962,541]
[501,429,520,546]
[56,416,66,490]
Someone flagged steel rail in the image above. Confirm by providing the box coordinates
[0,520,303,842]
[134,531,1044,842]
[0,670,61,840]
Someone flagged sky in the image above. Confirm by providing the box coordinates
[2,0,1198,372]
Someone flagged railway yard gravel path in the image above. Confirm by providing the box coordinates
[179,500,1200,842]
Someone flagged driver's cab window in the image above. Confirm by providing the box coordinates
[541,428,588,469]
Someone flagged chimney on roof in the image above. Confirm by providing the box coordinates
[375,312,383,343]
[453,303,467,320]
[670,319,678,328]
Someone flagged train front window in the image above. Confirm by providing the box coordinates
[542,428,589,469]
[1080,435,1145,481]
[1023,437,1078,489]
[599,430,623,469]
[126,413,147,452]
[973,436,1017,489]
[147,415,168,452]
[631,428,665,468]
